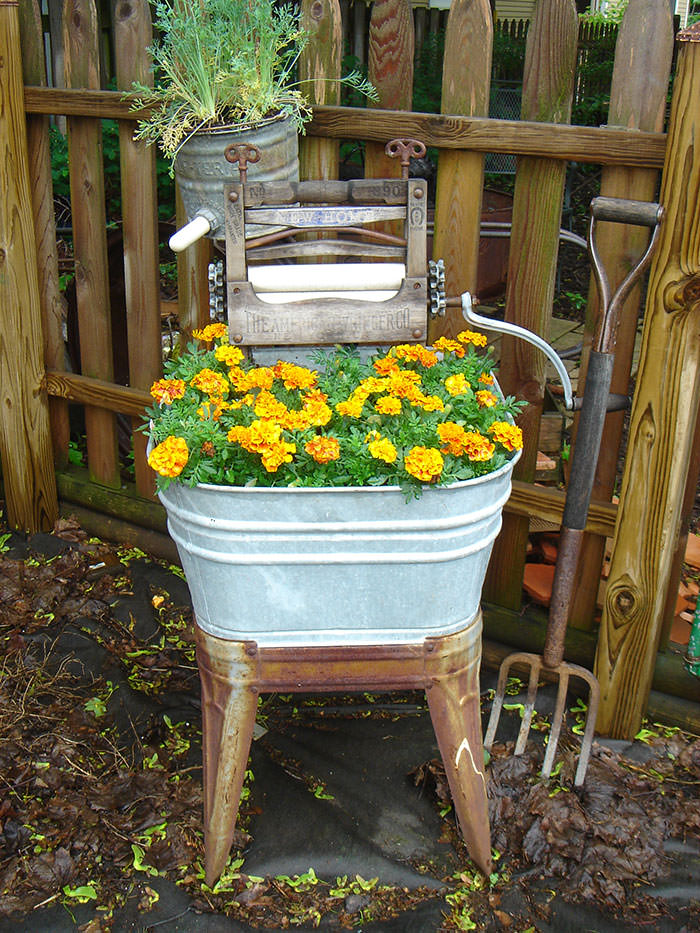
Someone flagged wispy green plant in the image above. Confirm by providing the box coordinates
[133,0,375,166]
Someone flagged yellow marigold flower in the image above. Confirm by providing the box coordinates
[444,373,468,396]
[303,388,329,404]
[228,367,250,392]
[255,389,289,421]
[281,409,312,431]
[359,376,390,394]
[303,396,332,427]
[148,436,188,478]
[404,446,444,483]
[432,336,465,358]
[261,440,296,472]
[273,360,318,390]
[245,367,275,390]
[418,394,444,412]
[462,431,495,462]
[476,389,499,408]
[479,371,495,385]
[373,356,400,375]
[437,422,468,456]
[457,328,488,347]
[198,397,229,421]
[150,378,186,404]
[489,421,523,452]
[387,371,422,398]
[228,420,284,454]
[375,395,402,415]
[305,436,341,464]
[227,393,254,410]
[215,344,244,367]
[368,437,397,464]
[192,323,228,342]
[336,397,365,418]
[190,368,229,399]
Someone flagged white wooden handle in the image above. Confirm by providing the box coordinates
[169,213,212,252]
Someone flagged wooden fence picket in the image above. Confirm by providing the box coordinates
[483,0,579,610]
[18,0,70,469]
[63,0,119,488]
[114,0,161,499]
[568,0,675,632]
[430,0,492,342]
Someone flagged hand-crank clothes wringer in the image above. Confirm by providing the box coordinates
[165,137,663,885]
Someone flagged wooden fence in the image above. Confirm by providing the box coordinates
[3,0,700,739]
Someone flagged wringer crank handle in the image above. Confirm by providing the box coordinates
[168,143,262,252]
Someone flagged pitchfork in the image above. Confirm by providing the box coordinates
[481,196,664,786]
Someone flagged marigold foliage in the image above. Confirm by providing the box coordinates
[144,331,525,495]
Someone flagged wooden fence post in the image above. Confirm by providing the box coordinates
[299,0,341,183]
[63,0,120,487]
[430,0,491,342]
[365,0,414,181]
[594,23,700,739]
[0,0,58,531]
[568,0,674,631]
[483,0,579,609]
[114,0,161,499]
[18,0,71,470]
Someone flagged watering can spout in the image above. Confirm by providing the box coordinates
[169,210,217,252]
[461,292,574,411]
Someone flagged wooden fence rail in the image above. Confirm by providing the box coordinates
[5,0,699,737]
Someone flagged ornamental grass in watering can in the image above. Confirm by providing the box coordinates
[144,325,525,646]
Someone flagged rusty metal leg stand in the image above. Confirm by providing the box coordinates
[196,612,492,887]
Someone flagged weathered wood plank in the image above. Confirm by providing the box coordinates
[114,0,161,499]
[365,0,414,186]
[484,0,579,610]
[569,0,674,631]
[175,183,211,345]
[45,370,151,416]
[298,0,341,183]
[18,0,70,469]
[22,89,668,167]
[0,0,57,532]
[594,26,700,739]
[431,0,491,341]
[63,0,119,487]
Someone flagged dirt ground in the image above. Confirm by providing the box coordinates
[0,514,699,932]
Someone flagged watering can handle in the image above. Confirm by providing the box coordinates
[461,292,575,411]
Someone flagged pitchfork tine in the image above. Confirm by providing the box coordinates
[541,667,570,780]
[514,659,543,756]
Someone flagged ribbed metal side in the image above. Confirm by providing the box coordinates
[159,456,518,647]
[174,113,299,238]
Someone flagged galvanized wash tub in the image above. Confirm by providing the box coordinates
[158,454,519,647]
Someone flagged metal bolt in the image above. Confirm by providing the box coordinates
[414,188,424,199]
[233,334,243,344]
[229,190,239,203]
[412,328,422,339]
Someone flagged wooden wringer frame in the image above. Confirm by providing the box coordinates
[197,139,492,885]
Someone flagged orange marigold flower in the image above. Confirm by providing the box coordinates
[394,345,438,367]
[305,436,341,464]
[444,373,469,396]
[198,397,229,421]
[261,439,296,472]
[489,421,523,452]
[375,395,402,415]
[148,436,188,478]
[387,371,422,398]
[404,446,444,483]
[281,409,312,431]
[368,437,397,464]
[192,323,228,342]
[190,368,229,398]
[432,336,465,358]
[437,422,468,456]
[215,344,244,367]
[476,389,499,408]
[373,356,400,375]
[255,389,289,421]
[227,393,254,410]
[201,441,216,458]
[462,431,495,462]
[479,372,495,385]
[273,361,318,390]
[456,328,488,347]
[418,394,444,412]
[150,378,186,404]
